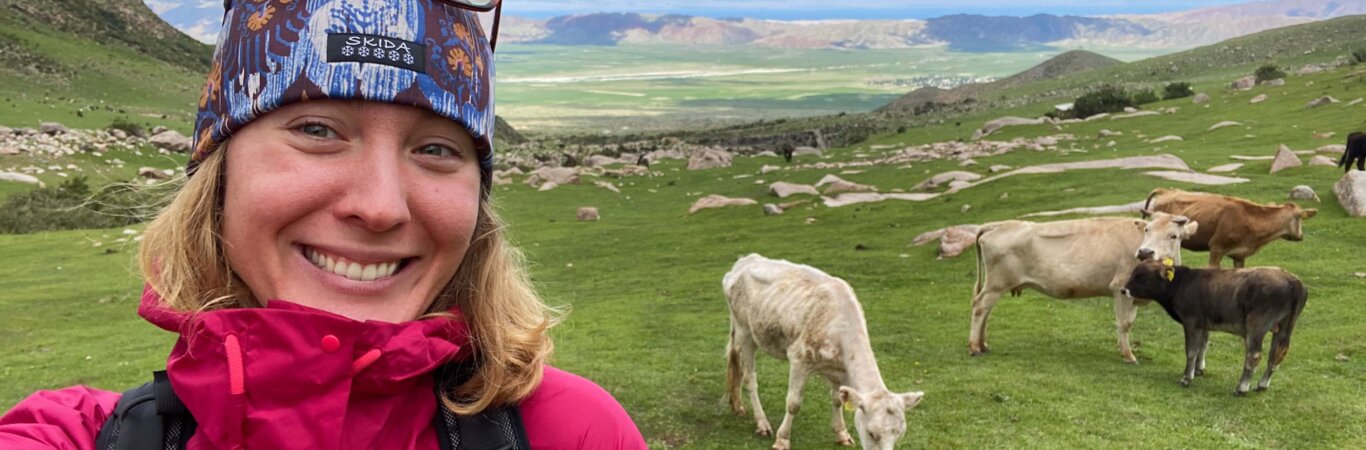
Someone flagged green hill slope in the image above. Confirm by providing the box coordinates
[880,49,1123,113]
[0,0,209,132]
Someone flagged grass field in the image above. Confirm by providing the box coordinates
[3,60,1364,448]
[494,44,1171,133]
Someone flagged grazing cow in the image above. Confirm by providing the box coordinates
[1340,131,1365,172]
[1121,260,1307,395]
[1144,188,1317,268]
[724,254,923,450]
[970,213,1198,363]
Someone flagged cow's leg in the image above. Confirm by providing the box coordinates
[828,383,853,446]
[1195,329,1210,376]
[1231,256,1246,269]
[1259,326,1294,391]
[1180,324,1202,386]
[771,360,810,450]
[1208,250,1225,268]
[736,336,772,436]
[969,289,1003,355]
[1113,293,1139,364]
[1236,331,1267,396]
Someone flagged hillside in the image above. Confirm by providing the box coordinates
[880,50,1122,113]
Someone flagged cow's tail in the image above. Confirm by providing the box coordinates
[1279,278,1309,337]
[1340,147,1350,169]
[724,320,745,414]
[973,225,993,298]
[1142,189,1162,218]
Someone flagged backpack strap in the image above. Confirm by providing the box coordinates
[94,371,196,450]
[434,363,532,450]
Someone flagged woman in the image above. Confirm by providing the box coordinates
[0,0,647,448]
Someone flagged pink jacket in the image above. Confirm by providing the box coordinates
[0,287,646,449]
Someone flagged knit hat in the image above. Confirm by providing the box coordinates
[191,0,495,180]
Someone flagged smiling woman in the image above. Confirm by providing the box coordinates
[0,1,646,449]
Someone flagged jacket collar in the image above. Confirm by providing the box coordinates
[137,285,471,449]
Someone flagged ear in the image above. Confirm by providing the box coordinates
[838,386,863,409]
[1164,267,1175,282]
[1182,221,1199,236]
[1171,215,1189,226]
[1302,209,1317,219]
[900,391,925,409]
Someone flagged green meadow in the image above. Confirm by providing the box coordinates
[494,44,1169,133]
[4,58,1365,449]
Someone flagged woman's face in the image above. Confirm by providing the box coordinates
[221,100,482,323]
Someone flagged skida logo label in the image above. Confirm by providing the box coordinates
[327,33,427,73]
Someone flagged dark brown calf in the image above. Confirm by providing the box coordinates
[1341,131,1365,172]
[1121,260,1308,395]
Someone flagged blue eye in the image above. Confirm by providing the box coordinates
[416,144,458,158]
[298,123,337,138]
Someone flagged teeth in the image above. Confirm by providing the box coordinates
[305,247,400,282]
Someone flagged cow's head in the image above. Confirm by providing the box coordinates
[1281,203,1317,242]
[839,386,923,450]
[1121,259,1176,300]
[1135,211,1198,263]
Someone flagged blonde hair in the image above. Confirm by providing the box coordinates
[139,145,558,414]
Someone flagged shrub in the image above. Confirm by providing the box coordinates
[1163,82,1194,100]
[107,116,145,138]
[0,177,158,234]
[1132,88,1160,105]
[1071,85,1133,119]
[1254,64,1286,83]
[1353,49,1366,65]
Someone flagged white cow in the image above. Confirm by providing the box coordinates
[724,254,923,450]
[969,212,1198,363]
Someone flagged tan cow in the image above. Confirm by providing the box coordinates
[970,213,1198,363]
[724,254,923,450]
[1144,188,1317,268]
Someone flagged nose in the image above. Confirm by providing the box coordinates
[336,152,411,233]
[1121,288,1131,297]
[1136,248,1154,261]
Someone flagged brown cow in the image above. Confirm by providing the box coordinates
[1143,189,1316,268]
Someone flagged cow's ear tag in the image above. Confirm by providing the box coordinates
[843,400,854,412]
[1161,257,1174,267]
[1164,268,1175,281]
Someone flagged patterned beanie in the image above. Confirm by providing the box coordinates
[191,0,495,180]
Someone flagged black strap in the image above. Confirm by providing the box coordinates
[100,366,524,450]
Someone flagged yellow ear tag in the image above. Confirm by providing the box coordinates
[1161,257,1174,267]
[844,400,854,412]
[1165,268,1175,281]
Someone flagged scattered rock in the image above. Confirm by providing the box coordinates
[823,179,876,195]
[1230,155,1276,161]
[959,159,978,167]
[1336,353,1351,362]
[1193,93,1212,104]
[138,167,170,180]
[148,130,192,153]
[151,126,169,136]
[759,165,782,174]
[821,192,939,208]
[1111,111,1161,120]
[1230,76,1255,91]
[1208,121,1242,131]
[792,146,823,158]
[1250,94,1268,104]
[989,165,1013,173]
[1149,135,1183,143]
[688,195,757,215]
[576,207,600,221]
[1020,201,1146,218]
[1098,129,1122,137]
[583,155,620,167]
[1335,171,1366,217]
[777,200,809,210]
[537,181,559,192]
[1207,163,1244,173]
[769,181,820,198]
[0,172,43,186]
[755,151,778,157]
[1262,78,1285,87]
[914,171,982,190]
[762,204,783,216]
[1348,98,1363,106]
[526,167,579,187]
[1312,132,1336,140]
[1144,171,1250,186]
[39,122,69,135]
[998,192,1009,200]
[960,204,972,214]
[687,148,733,170]
[974,116,1050,139]
[1317,145,1346,155]
[1310,156,1339,166]
[594,181,621,193]
[1306,96,1339,108]
[1270,144,1303,174]
[1288,185,1320,202]
[1084,113,1110,121]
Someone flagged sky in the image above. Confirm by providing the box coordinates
[145,0,1259,43]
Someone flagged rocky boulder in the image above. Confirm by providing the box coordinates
[1310,156,1338,166]
[0,172,43,187]
[762,204,783,216]
[792,146,823,158]
[974,116,1048,139]
[915,171,982,190]
[1306,96,1339,108]
[526,167,579,187]
[576,207,600,221]
[1269,144,1302,174]
[688,195,757,215]
[1208,121,1242,131]
[1335,172,1366,217]
[769,182,820,198]
[583,155,621,167]
[39,122,69,135]
[1250,94,1268,104]
[1230,76,1255,91]
[1193,93,1211,104]
[1288,185,1320,202]
[687,148,732,170]
[149,130,192,153]
[138,167,171,180]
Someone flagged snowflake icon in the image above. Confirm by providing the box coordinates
[389,50,400,61]
[403,53,414,65]
[358,47,369,57]
[341,46,354,57]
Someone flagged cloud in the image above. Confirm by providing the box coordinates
[183,18,220,44]
[143,0,181,14]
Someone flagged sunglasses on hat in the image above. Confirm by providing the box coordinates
[437,0,503,51]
